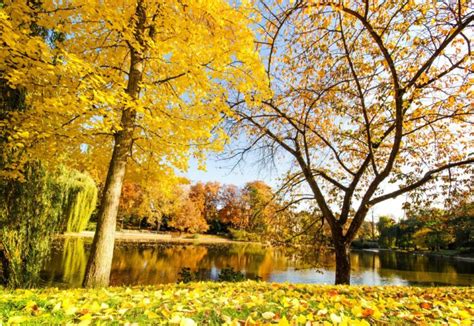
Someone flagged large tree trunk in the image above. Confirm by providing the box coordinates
[334,240,351,285]
[83,49,144,287]
[82,110,136,288]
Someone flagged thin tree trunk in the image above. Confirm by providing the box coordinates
[0,248,10,286]
[155,218,161,232]
[334,240,351,285]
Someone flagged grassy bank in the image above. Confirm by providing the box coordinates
[1,282,472,325]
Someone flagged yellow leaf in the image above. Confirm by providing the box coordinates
[372,308,383,319]
[330,313,342,324]
[79,313,92,321]
[278,316,290,326]
[262,311,275,320]
[64,306,77,316]
[351,305,362,317]
[296,314,307,323]
[144,310,159,319]
[7,316,29,324]
[180,317,197,326]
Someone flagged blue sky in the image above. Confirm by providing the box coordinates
[185,153,285,188]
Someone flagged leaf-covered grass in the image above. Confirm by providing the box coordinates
[0,282,472,325]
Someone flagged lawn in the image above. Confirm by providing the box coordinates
[0,281,472,325]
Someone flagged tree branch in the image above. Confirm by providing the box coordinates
[406,13,474,90]
[369,158,474,206]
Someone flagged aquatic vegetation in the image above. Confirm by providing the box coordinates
[0,282,472,325]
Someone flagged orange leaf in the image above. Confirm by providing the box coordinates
[420,302,432,309]
[79,308,90,315]
[328,290,339,297]
[362,308,374,317]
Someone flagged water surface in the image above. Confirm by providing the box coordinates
[42,238,474,287]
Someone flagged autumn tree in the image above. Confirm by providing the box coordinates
[144,184,182,232]
[219,185,247,229]
[232,0,473,284]
[399,169,473,250]
[118,182,145,229]
[450,201,474,249]
[189,182,222,232]
[242,181,276,233]
[169,198,209,234]
[447,189,474,249]
[377,216,397,249]
[1,0,266,287]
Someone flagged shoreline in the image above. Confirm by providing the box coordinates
[56,232,474,262]
[57,230,260,245]
[359,247,474,263]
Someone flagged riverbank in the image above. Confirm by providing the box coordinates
[1,282,472,324]
[414,249,474,263]
[58,230,258,245]
[60,232,474,263]
[365,248,474,263]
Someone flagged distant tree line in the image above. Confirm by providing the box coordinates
[377,202,473,253]
[114,180,278,238]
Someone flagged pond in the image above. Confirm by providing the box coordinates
[42,238,474,287]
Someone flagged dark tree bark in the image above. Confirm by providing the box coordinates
[334,240,351,285]
[0,247,10,286]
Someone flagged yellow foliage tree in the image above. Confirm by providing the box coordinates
[169,196,209,234]
[0,0,267,287]
[232,0,473,284]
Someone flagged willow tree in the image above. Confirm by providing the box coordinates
[0,163,63,288]
[232,0,473,284]
[1,0,266,287]
[58,167,98,233]
[0,163,97,288]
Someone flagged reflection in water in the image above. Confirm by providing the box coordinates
[44,239,474,288]
[45,238,88,286]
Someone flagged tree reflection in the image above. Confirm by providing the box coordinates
[43,239,474,287]
[45,238,88,287]
[111,244,209,285]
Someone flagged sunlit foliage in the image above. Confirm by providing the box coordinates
[58,167,98,233]
[232,0,473,283]
[0,0,267,181]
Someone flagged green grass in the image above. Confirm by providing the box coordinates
[0,282,472,325]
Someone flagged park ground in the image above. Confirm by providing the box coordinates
[0,281,472,325]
